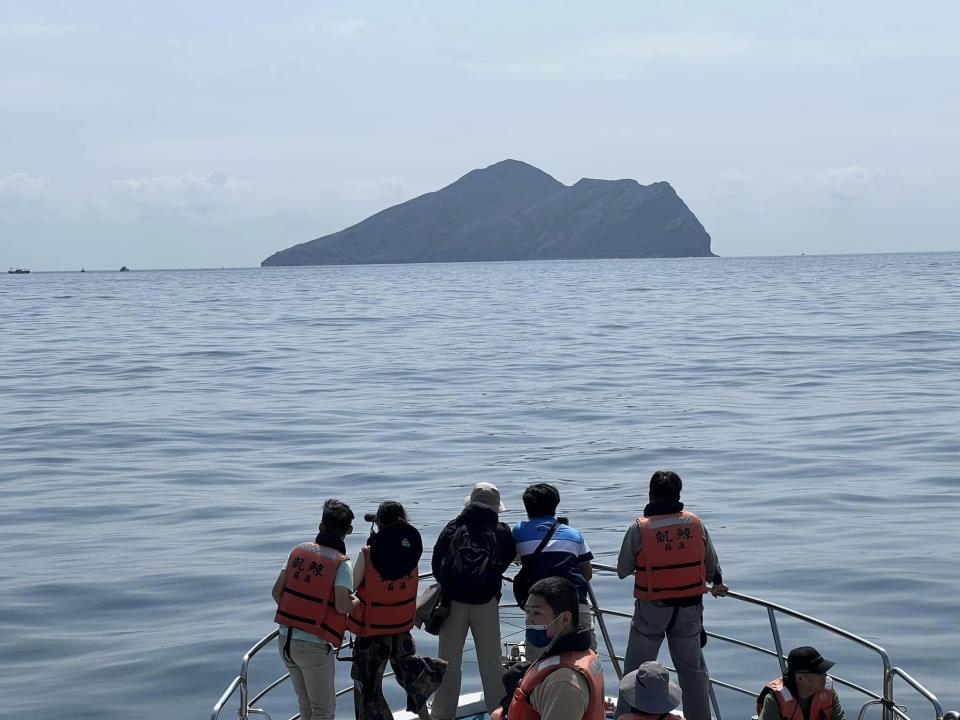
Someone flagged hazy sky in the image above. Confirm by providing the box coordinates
[2,1,958,270]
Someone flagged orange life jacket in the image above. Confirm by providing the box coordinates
[756,677,835,720]
[347,546,418,637]
[503,649,605,720]
[274,542,348,646]
[620,713,686,720]
[633,511,707,601]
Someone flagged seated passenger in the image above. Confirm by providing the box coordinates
[492,577,605,720]
[757,646,846,720]
[348,502,447,720]
[618,661,685,720]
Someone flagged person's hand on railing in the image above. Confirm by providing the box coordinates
[709,583,729,597]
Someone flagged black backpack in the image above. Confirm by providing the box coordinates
[441,522,499,596]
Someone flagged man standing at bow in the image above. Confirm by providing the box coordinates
[616,471,728,720]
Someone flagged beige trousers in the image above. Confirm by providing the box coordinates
[431,598,506,719]
[278,634,337,720]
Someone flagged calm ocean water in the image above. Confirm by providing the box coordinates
[1,254,958,720]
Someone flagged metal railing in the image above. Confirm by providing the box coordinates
[213,564,955,720]
[589,562,950,720]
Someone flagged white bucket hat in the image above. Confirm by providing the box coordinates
[463,482,506,513]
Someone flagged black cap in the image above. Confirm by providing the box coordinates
[787,646,835,674]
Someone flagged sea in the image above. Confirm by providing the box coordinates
[1,253,958,720]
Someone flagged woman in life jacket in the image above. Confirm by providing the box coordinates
[492,576,605,720]
[757,647,846,720]
[618,661,685,720]
[348,501,447,720]
[271,498,360,720]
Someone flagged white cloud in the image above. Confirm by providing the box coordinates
[0,173,55,230]
[110,171,252,211]
[816,166,875,199]
[460,60,568,76]
[459,31,769,82]
[712,168,754,201]
[592,33,762,61]
[0,168,416,233]
[318,18,367,38]
[90,171,271,227]
[319,176,411,204]
[0,172,48,199]
[706,165,883,209]
[0,22,79,39]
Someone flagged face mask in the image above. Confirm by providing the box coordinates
[525,615,561,648]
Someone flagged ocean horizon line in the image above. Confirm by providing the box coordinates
[7,248,958,274]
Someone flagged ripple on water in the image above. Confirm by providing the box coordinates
[1,254,959,716]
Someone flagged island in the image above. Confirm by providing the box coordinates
[262,160,714,266]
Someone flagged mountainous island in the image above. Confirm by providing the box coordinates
[262,160,714,266]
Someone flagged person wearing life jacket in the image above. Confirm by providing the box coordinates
[348,501,447,720]
[271,498,360,720]
[618,661,686,720]
[615,471,729,720]
[491,576,605,720]
[757,647,846,720]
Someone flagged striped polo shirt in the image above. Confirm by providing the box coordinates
[513,516,593,601]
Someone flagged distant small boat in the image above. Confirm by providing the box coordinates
[7,267,30,274]
[120,266,130,272]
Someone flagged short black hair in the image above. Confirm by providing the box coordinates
[522,483,561,518]
[375,500,407,526]
[649,470,682,502]
[528,576,579,625]
[321,498,354,535]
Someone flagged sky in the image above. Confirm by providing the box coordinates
[1,1,958,270]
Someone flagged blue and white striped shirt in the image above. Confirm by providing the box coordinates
[513,516,593,601]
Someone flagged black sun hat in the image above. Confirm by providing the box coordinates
[368,520,423,581]
[787,646,836,674]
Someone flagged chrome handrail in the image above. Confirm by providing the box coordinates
[211,675,243,720]
[213,564,956,720]
[858,699,908,720]
[888,667,945,719]
[591,562,954,720]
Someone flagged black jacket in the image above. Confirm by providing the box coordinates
[432,503,516,603]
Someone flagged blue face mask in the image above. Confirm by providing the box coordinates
[525,616,561,648]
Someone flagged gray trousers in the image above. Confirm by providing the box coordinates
[615,601,711,720]
[278,635,336,720]
[432,598,505,719]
